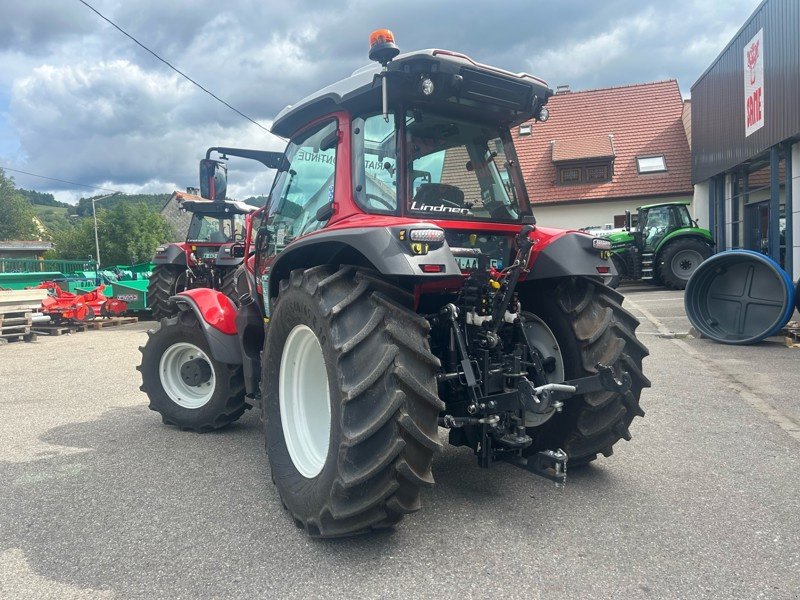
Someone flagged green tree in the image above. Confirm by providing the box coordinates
[52,203,172,266]
[0,169,38,240]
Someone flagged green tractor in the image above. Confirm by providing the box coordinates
[604,201,714,290]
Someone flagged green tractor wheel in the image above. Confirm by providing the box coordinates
[657,238,712,290]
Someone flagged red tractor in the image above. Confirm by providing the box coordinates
[147,184,256,320]
[139,31,650,538]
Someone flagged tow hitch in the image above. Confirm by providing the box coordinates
[440,364,631,487]
[496,365,631,486]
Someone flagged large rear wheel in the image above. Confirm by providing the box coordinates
[219,267,240,306]
[147,265,187,321]
[138,312,247,431]
[524,276,650,466]
[263,266,443,537]
[657,238,711,290]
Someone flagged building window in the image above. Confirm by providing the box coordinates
[637,155,667,173]
[586,165,610,182]
[518,123,532,136]
[560,167,581,184]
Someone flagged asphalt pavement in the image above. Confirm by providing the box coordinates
[1,287,799,599]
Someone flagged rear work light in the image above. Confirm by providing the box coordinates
[409,229,445,243]
[592,238,612,250]
[420,264,444,273]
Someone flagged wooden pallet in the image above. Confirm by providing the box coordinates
[32,316,139,335]
[0,331,37,344]
[0,310,32,339]
[83,316,139,329]
[31,324,74,336]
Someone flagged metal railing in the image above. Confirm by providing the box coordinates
[0,258,97,274]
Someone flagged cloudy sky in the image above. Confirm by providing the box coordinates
[0,0,759,203]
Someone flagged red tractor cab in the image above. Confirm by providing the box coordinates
[140,31,649,538]
[147,187,256,320]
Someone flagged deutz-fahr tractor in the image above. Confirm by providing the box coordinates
[603,201,714,289]
[147,169,256,320]
[138,30,650,538]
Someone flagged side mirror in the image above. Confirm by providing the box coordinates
[624,210,632,232]
[199,159,227,201]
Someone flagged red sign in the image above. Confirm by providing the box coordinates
[744,29,764,137]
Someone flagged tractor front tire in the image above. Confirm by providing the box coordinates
[525,276,650,466]
[147,265,186,321]
[657,238,711,290]
[263,266,443,537]
[138,312,247,432]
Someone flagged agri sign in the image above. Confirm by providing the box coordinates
[744,29,764,137]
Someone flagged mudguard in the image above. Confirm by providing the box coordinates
[267,224,461,298]
[654,229,714,255]
[527,231,614,280]
[171,289,242,364]
[215,243,247,267]
[153,243,189,266]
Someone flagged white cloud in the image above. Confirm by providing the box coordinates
[0,0,762,199]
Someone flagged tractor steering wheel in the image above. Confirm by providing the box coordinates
[365,193,395,211]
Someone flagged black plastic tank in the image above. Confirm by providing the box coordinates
[684,250,795,345]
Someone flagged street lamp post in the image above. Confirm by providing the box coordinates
[90,192,122,277]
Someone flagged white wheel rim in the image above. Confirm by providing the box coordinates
[159,342,216,409]
[279,325,331,479]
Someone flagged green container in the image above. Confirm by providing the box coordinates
[111,279,150,310]
[0,271,66,290]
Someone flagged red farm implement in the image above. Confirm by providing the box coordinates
[35,282,127,323]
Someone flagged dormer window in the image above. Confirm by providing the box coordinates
[552,135,615,186]
[637,155,667,173]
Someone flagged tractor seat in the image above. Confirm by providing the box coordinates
[413,183,465,207]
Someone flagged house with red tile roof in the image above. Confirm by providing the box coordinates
[515,80,693,230]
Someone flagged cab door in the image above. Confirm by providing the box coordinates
[254,119,340,314]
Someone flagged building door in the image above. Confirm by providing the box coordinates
[744,201,770,254]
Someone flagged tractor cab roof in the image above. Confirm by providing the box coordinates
[271,49,552,138]
[172,190,255,215]
[638,200,691,211]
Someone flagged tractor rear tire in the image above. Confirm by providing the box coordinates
[220,268,239,306]
[524,276,650,466]
[147,265,186,321]
[657,238,711,290]
[138,311,247,432]
[263,266,443,537]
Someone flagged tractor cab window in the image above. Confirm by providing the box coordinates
[263,119,338,255]
[638,205,673,250]
[187,213,245,243]
[405,111,524,222]
[675,204,693,228]
[352,113,398,212]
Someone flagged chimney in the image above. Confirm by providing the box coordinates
[555,84,571,94]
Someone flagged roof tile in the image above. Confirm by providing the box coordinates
[516,80,692,204]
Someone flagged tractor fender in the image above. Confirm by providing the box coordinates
[171,289,242,365]
[267,225,461,298]
[215,243,247,267]
[654,230,714,256]
[153,243,189,266]
[526,232,613,280]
